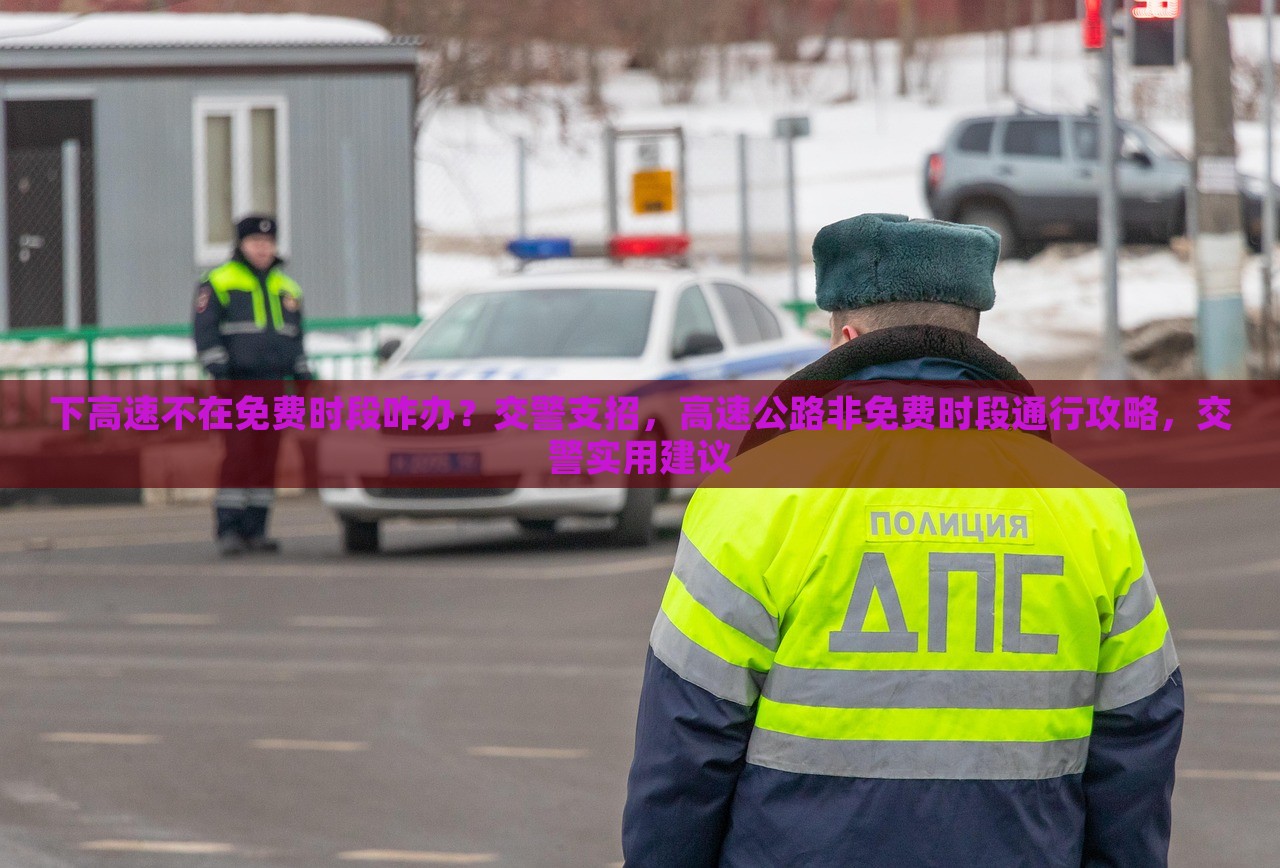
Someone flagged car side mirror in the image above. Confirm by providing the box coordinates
[1125,148,1153,169]
[674,332,724,360]
[376,338,402,363]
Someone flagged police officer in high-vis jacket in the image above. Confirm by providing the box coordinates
[623,214,1183,867]
[194,215,312,556]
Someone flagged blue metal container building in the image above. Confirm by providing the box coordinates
[0,13,419,330]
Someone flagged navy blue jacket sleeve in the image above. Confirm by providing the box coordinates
[192,280,229,378]
[1082,668,1184,868]
[622,649,755,868]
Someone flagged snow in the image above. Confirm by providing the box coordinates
[0,13,390,48]
[415,16,1280,366]
[2,13,1277,372]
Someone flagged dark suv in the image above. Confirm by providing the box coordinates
[924,109,1273,256]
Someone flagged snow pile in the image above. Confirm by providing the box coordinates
[0,14,390,47]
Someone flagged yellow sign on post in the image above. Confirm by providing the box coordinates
[632,169,676,215]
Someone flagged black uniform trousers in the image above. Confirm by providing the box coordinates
[214,382,285,541]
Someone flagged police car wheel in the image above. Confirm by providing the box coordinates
[611,487,657,547]
[342,518,380,554]
[517,519,557,534]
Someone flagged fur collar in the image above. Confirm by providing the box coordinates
[790,324,1029,386]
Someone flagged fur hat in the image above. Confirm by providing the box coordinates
[813,213,999,312]
[236,215,278,242]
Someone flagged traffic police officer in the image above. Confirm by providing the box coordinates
[623,214,1183,866]
[194,215,312,556]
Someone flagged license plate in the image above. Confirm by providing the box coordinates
[388,452,481,476]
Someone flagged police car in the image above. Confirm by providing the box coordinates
[320,234,826,552]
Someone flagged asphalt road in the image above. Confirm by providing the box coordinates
[0,490,1274,867]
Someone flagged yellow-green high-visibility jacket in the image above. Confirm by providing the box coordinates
[623,426,1183,868]
[193,255,309,380]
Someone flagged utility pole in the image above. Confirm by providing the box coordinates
[1189,0,1248,378]
[1262,0,1276,377]
[1098,0,1125,379]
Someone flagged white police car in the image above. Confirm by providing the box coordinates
[320,235,826,552]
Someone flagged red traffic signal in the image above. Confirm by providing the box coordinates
[1083,0,1105,51]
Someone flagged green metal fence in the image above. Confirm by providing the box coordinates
[780,300,831,340]
[0,315,422,381]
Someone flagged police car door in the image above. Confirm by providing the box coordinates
[707,280,810,379]
[669,282,728,378]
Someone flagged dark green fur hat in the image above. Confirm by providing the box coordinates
[813,213,999,312]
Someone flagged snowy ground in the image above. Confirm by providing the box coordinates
[416,16,1280,367]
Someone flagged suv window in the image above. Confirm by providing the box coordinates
[957,121,994,154]
[1074,121,1150,163]
[1001,119,1063,158]
[671,285,721,357]
[1073,121,1101,161]
[713,282,782,345]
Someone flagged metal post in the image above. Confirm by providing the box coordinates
[84,330,95,382]
[61,139,81,331]
[516,135,528,238]
[1098,0,1125,378]
[785,132,800,302]
[1263,0,1276,377]
[1190,0,1248,379]
[737,132,752,274]
[340,139,360,317]
[604,127,619,238]
[676,127,689,237]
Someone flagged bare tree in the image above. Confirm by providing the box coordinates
[863,0,881,88]
[896,0,916,97]
[380,0,399,31]
[764,0,805,64]
[395,0,513,132]
[615,0,715,104]
[1030,0,1046,57]
[809,0,851,63]
[1001,0,1015,96]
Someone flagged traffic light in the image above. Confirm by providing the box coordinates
[1082,0,1105,51]
[1129,0,1183,67]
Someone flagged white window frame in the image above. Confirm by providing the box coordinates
[193,95,290,266]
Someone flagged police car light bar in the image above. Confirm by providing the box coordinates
[506,237,574,260]
[609,234,691,259]
[506,234,691,262]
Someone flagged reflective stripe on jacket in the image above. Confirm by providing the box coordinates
[193,256,308,380]
[656,483,1175,779]
[624,341,1182,867]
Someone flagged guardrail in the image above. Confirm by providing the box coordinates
[0,315,422,381]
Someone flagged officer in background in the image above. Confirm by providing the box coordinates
[194,215,312,556]
[623,214,1183,866]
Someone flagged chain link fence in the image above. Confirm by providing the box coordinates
[416,130,792,272]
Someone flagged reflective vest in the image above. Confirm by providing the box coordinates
[205,259,302,334]
[651,429,1177,781]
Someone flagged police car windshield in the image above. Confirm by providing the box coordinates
[405,287,656,360]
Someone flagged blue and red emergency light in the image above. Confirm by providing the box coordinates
[506,234,691,262]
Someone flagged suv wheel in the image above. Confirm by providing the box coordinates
[342,517,380,554]
[959,203,1019,260]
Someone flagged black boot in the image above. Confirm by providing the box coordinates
[217,534,248,557]
[215,505,249,556]
[242,505,280,554]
